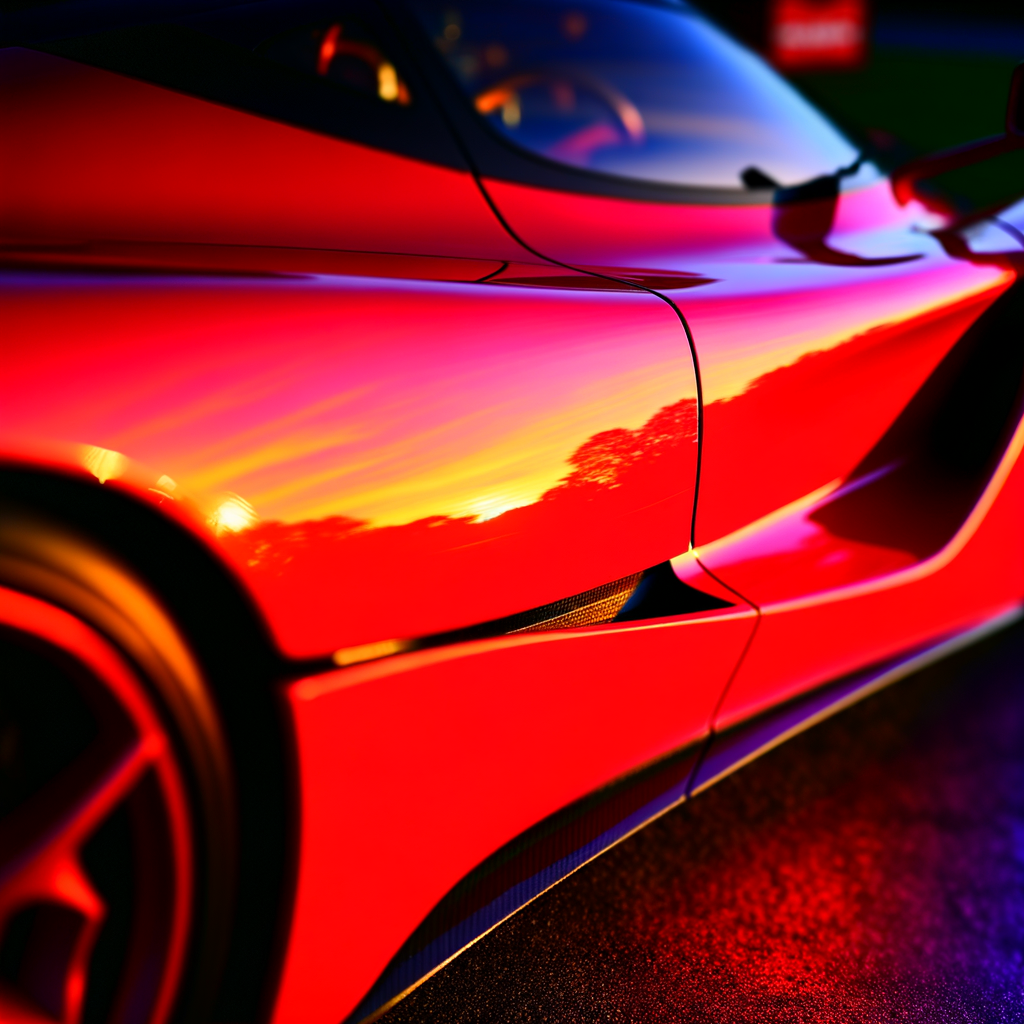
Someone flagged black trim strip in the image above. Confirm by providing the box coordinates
[332,561,733,667]
[346,738,704,1024]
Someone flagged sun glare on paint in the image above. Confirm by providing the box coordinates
[210,493,259,534]
[81,444,126,484]
[464,494,524,522]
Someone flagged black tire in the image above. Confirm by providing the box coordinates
[0,470,294,1024]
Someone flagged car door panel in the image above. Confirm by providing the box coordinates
[480,175,1022,731]
[1,270,701,659]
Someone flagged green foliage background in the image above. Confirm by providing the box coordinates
[793,50,1024,209]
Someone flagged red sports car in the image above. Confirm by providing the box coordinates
[2,2,1023,1022]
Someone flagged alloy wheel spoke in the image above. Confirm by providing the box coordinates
[0,736,162,1024]
[0,735,160,914]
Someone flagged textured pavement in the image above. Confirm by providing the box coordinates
[383,621,1024,1023]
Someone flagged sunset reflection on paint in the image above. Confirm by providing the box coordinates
[481,174,1013,547]
[688,259,1009,403]
[1,272,697,656]
[687,256,1013,544]
[4,279,689,526]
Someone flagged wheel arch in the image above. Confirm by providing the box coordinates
[0,460,297,1024]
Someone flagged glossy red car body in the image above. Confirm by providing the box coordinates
[2,7,1024,1023]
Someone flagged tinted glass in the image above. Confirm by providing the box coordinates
[255,16,411,105]
[412,0,858,188]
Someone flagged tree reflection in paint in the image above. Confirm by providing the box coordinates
[220,397,697,649]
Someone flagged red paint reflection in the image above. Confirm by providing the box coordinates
[377,628,1024,1022]
[1,273,696,657]
[221,396,697,647]
[277,603,756,1024]
[691,263,1011,546]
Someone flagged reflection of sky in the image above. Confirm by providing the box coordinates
[676,256,1010,403]
[1,274,694,526]
[426,0,857,187]
[577,50,855,186]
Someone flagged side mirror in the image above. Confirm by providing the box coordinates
[892,62,1024,207]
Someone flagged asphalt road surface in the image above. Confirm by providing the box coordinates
[383,621,1024,1023]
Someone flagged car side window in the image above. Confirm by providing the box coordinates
[410,0,858,190]
[256,17,411,106]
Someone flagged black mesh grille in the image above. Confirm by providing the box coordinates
[506,573,644,634]
[332,562,733,667]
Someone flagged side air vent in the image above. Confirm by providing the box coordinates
[333,562,733,667]
[810,278,1024,557]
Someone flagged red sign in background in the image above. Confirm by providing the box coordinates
[770,0,868,70]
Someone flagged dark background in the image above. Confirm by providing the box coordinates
[701,0,1024,209]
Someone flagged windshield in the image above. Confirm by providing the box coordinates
[412,0,858,189]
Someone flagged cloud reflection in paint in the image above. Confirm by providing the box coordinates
[2,273,698,656]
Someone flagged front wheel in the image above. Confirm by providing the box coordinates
[0,509,236,1024]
